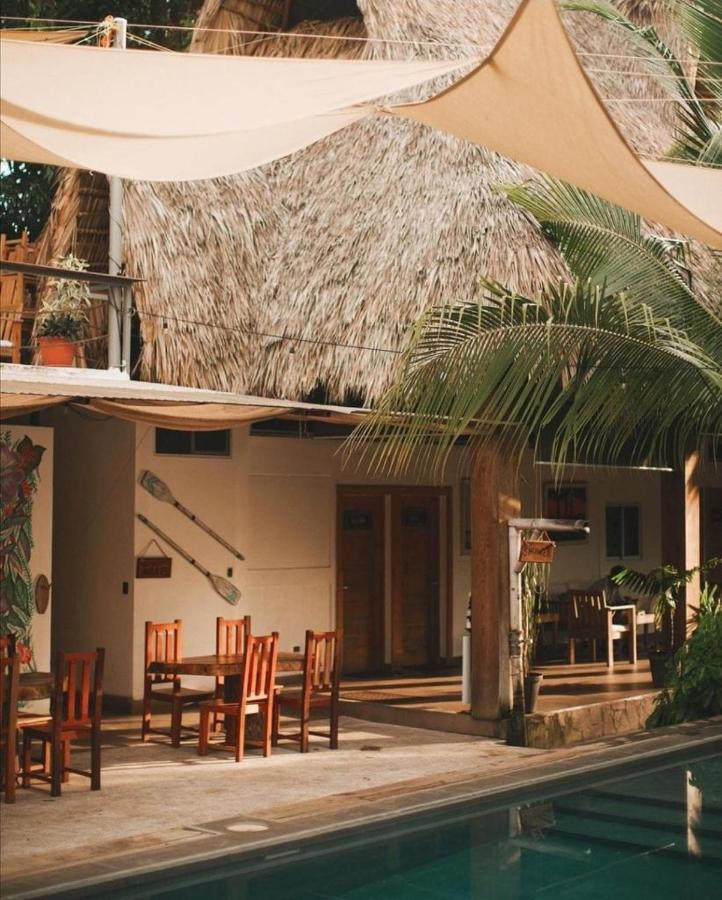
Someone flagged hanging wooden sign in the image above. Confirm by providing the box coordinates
[136,539,173,579]
[519,531,556,564]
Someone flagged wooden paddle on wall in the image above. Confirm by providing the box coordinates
[140,470,245,560]
[137,514,241,606]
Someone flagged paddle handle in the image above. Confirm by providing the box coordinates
[137,514,211,578]
[172,499,245,561]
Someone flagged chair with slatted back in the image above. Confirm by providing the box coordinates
[142,619,214,747]
[213,616,251,732]
[198,632,278,762]
[273,630,341,753]
[1,642,20,802]
[568,592,637,668]
[21,648,104,797]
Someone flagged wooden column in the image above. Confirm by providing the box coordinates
[470,444,520,720]
[661,451,701,647]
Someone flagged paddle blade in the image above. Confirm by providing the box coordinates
[209,574,241,606]
[140,470,174,504]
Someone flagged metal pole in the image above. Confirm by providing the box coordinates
[107,17,127,371]
[507,525,526,746]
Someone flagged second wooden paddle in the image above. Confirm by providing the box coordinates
[137,514,241,606]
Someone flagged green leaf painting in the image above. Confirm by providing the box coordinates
[1,431,46,668]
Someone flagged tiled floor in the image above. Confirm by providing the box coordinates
[340,660,657,717]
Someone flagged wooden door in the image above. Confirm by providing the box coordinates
[392,493,440,668]
[337,491,385,674]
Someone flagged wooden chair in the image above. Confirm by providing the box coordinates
[273,630,341,753]
[213,616,251,732]
[568,592,637,669]
[1,643,20,803]
[198,633,278,762]
[142,619,214,747]
[21,648,104,797]
[0,232,34,364]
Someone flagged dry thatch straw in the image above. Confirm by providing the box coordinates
[39,0,715,399]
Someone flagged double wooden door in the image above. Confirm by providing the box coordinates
[337,487,443,674]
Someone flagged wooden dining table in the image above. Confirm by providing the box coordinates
[148,651,304,744]
[18,671,54,702]
[147,651,303,681]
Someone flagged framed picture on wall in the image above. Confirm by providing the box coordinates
[460,478,472,555]
[543,483,588,542]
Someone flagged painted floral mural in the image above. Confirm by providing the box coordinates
[1,432,45,667]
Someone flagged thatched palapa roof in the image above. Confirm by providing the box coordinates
[41,0,707,403]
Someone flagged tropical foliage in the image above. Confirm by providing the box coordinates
[563,0,721,163]
[613,557,722,648]
[648,584,722,726]
[0,432,45,668]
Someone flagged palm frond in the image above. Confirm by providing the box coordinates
[562,0,721,157]
[501,177,722,351]
[348,281,722,478]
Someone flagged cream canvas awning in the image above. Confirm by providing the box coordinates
[0,368,368,428]
[0,392,69,419]
[1,0,720,247]
[84,399,290,429]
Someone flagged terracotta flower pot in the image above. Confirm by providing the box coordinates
[37,336,75,367]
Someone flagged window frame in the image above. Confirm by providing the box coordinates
[154,428,232,459]
[605,502,642,560]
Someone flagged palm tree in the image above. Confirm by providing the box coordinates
[349,3,722,478]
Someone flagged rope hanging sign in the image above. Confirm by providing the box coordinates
[519,530,556,564]
[136,537,172,578]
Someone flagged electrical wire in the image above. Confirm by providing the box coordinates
[3,14,722,63]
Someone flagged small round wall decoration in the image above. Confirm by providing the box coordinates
[34,574,50,614]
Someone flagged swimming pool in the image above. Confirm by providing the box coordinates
[126,751,721,900]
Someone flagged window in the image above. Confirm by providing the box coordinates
[606,505,641,559]
[155,428,231,457]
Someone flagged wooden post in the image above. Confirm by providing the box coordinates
[661,452,701,648]
[470,445,520,721]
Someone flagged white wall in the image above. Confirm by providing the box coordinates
[50,411,135,699]
[131,425,471,697]
[518,463,663,594]
[1,425,53,699]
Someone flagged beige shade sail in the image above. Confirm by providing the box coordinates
[84,398,291,429]
[391,0,722,249]
[1,0,720,248]
[0,392,68,419]
[0,106,372,181]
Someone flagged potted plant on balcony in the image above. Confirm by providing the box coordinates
[36,254,91,367]
[613,558,722,687]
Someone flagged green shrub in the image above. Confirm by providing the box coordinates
[648,586,722,727]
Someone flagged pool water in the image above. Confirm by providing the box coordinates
[149,754,721,899]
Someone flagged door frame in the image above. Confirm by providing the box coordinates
[336,485,454,668]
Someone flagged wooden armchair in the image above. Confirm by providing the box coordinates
[1,641,20,803]
[21,648,104,797]
[198,633,278,762]
[142,620,214,747]
[568,592,637,668]
[273,630,341,753]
